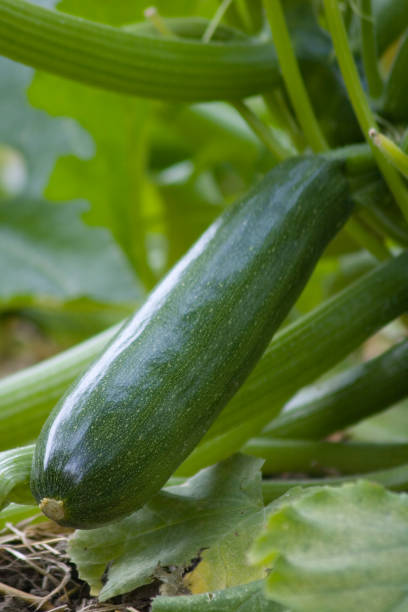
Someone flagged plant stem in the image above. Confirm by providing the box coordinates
[345,215,392,261]
[323,142,375,174]
[263,0,328,152]
[144,6,176,38]
[263,89,303,152]
[323,0,408,223]
[369,129,408,179]
[360,0,383,98]
[0,0,280,101]
[244,438,408,475]
[202,0,234,43]
[232,100,292,160]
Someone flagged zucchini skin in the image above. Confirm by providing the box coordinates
[31,157,352,529]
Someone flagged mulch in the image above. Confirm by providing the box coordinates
[0,517,160,612]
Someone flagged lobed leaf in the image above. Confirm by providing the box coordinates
[70,455,264,600]
[251,481,408,612]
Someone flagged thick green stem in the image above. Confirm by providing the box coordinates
[244,438,408,475]
[0,0,279,101]
[360,0,383,98]
[263,0,328,152]
[323,0,408,223]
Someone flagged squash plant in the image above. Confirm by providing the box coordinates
[1,0,408,610]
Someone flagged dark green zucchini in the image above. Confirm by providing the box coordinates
[264,339,408,440]
[31,157,352,529]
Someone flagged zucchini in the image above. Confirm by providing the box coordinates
[264,339,408,440]
[31,157,352,529]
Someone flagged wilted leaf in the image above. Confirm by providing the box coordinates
[250,481,408,612]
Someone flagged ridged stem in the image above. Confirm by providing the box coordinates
[0,0,279,101]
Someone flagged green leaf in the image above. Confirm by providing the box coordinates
[0,55,92,197]
[28,68,155,286]
[152,580,286,612]
[184,503,266,595]
[251,481,408,612]
[0,198,141,307]
[69,455,264,601]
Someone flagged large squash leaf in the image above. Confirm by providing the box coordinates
[251,481,408,612]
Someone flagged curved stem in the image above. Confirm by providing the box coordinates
[263,0,328,152]
[0,0,279,101]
